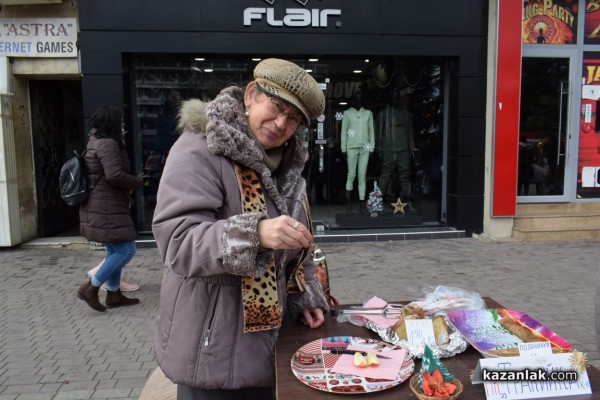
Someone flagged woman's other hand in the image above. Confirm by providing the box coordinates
[301,307,325,329]
[258,216,313,250]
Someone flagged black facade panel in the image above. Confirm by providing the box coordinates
[457,40,488,77]
[457,77,486,117]
[82,75,124,117]
[380,0,487,36]
[446,194,483,235]
[79,0,487,36]
[79,0,202,31]
[80,50,122,75]
[80,32,485,59]
[446,155,485,196]
[448,117,486,157]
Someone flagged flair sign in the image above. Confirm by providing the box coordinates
[244,0,341,28]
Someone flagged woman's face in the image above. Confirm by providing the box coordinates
[244,81,304,150]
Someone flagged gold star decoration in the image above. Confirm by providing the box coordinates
[570,349,589,373]
[391,198,407,214]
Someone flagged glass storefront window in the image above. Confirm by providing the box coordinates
[131,57,444,233]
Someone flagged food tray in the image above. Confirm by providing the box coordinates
[446,308,572,358]
[291,336,414,394]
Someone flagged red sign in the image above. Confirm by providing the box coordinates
[522,0,578,44]
[577,55,600,197]
[585,0,600,44]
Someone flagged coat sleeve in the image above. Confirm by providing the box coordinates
[152,132,268,279]
[96,139,143,190]
[340,110,349,153]
[368,110,375,152]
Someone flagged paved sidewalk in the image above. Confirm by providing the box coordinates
[0,238,598,399]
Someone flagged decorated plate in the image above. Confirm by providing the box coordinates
[446,308,572,358]
[291,336,414,394]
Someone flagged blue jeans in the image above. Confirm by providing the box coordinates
[91,240,136,291]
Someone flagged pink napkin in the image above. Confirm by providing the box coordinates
[330,347,407,380]
[347,296,398,329]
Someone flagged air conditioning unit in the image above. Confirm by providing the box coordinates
[0,94,22,247]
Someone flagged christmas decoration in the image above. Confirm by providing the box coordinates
[417,345,455,386]
[391,197,408,214]
[570,350,589,374]
[366,181,384,215]
[422,370,457,398]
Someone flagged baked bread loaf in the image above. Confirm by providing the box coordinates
[392,306,449,345]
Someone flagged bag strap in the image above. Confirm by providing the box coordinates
[77,149,104,190]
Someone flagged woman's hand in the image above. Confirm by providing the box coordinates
[301,307,325,329]
[258,216,313,250]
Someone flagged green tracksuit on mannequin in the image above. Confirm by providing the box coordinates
[341,93,374,211]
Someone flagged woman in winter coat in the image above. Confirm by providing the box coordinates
[76,105,143,312]
[152,58,330,399]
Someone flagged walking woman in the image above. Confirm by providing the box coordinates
[77,105,143,312]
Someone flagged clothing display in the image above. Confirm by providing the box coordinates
[340,107,375,200]
[376,104,414,197]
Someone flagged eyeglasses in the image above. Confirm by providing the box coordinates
[260,90,305,131]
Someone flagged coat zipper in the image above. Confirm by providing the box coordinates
[203,286,220,347]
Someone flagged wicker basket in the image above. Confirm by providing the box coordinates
[409,375,463,400]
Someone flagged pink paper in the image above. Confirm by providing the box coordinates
[330,347,407,381]
[348,296,398,329]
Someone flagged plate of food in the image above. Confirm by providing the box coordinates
[345,304,468,359]
[291,336,414,394]
[446,308,572,357]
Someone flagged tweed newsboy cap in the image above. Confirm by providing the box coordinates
[254,58,325,122]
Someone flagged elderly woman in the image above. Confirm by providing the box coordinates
[152,59,330,400]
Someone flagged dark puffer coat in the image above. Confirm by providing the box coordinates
[79,135,143,243]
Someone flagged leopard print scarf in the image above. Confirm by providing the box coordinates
[234,163,308,333]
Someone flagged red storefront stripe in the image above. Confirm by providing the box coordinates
[492,0,521,217]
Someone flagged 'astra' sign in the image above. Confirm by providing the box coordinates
[243,8,342,28]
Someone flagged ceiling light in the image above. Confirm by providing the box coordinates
[204,68,214,73]
[195,57,205,61]
[305,69,313,73]
[339,102,348,105]
[353,70,362,74]
[364,59,370,63]
[309,58,319,62]
[252,58,261,61]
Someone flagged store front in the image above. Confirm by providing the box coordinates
[131,56,445,233]
[79,0,488,237]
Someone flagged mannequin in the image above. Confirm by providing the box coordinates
[341,92,374,212]
[377,89,414,202]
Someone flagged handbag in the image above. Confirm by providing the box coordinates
[311,243,339,306]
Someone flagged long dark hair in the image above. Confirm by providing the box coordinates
[88,105,124,148]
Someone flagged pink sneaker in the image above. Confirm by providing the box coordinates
[119,274,140,292]
[87,263,139,292]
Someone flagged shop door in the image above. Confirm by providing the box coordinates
[30,80,84,236]
[518,52,578,201]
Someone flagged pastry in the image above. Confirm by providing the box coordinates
[392,306,450,345]
[432,316,449,345]
[498,316,539,343]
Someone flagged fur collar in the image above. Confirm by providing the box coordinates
[177,86,308,216]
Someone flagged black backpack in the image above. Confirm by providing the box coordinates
[59,150,102,206]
